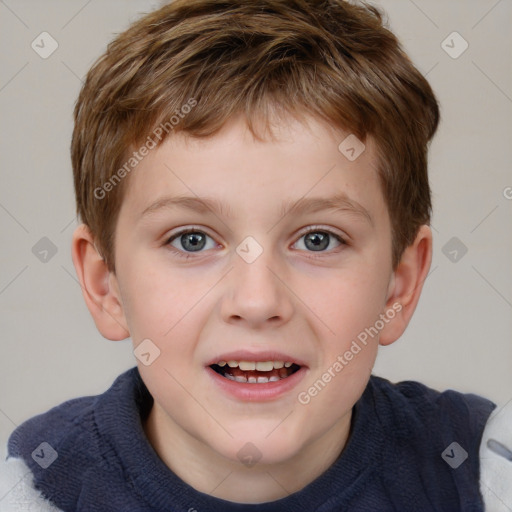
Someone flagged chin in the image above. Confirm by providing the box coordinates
[211,429,305,467]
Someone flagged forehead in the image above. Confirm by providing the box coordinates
[119,114,387,226]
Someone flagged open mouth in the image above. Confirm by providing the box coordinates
[209,360,301,384]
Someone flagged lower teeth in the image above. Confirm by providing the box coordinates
[224,374,283,384]
[212,364,300,384]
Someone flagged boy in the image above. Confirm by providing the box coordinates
[2,0,511,510]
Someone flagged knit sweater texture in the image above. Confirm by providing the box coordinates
[6,367,496,511]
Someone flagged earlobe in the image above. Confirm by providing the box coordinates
[71,224,130,341]
[379,225,432,346]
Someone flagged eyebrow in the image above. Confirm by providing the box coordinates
[141,196,234,219]
[140,192,373,225]
[280,193,373,225]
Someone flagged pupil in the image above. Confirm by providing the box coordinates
[305,232,329,251]
[182,232,205,251]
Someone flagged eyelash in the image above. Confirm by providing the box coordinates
[165,226,347,260]
[165,228,218,261]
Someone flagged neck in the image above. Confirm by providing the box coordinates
[143,403,352,504]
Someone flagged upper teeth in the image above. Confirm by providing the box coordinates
[217,360,293,371]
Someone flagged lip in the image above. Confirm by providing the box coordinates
[205,350,308,367]
[206,365,307,401]
[205,350,308,402]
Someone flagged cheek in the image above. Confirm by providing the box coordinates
[302,265,389,345]
[294,275,382,430]
[119,260,211,340]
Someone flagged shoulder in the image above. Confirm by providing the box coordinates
[0,457,63,511]
[367,375,496,432]
[479,399,512,511]
[4,393,101,511]
[7,392,99,463]
[7,368,140,464]
[366,375,496,506]
[4,368,142,511]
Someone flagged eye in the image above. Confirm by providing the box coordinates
[167,229,218,253]
[293,228,345,253]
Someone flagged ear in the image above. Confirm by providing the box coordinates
[71,224,130,341]
[379,224,432,346]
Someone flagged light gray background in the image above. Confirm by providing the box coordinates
[1,0,511,464]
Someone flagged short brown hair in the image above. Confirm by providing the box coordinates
[71,0,439,271]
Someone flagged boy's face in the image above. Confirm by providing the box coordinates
[110,115,397,466]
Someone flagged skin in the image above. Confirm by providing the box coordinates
[72,114,432,504]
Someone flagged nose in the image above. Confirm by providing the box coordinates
[220,250,294,329]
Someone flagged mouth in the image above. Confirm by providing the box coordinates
[206,351,308,400]
[209,360,302,384]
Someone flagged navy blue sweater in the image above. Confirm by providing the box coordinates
[7,367,495,511]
